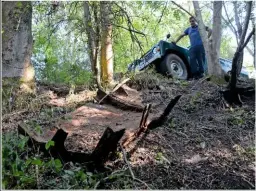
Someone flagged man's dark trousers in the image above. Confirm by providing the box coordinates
[189,44,206,78]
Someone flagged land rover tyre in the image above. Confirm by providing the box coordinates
[160,54,188,80]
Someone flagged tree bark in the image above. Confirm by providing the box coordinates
[210,1,223,75]
[233,1,245,75]
[193,1,223,77]
[231,1,252,78]
[84,1,96,75]
[225,1,254,106]
[2,1,35,93]
[100,1,114,84]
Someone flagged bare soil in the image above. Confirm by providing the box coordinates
[2,74,255,189]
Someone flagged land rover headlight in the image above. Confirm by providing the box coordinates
[153,46,160,54]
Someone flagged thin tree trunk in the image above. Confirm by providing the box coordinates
[225,1,254,106]
[230,1,252,88]
[84,1,97,75]
[92,2,101,86]
[233,1,244,75]
[100,2,114,84]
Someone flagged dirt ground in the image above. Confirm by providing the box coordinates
[2,73,255,189]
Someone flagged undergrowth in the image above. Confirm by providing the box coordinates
[2,130,134,189]
[2,131,102,189]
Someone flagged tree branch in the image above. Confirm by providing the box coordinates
[113,2,145,54]
[233,1,243,37]
[240,28,255,51]
[171,1,194,18]
[112,24,146,36]
[223,2,239,43]
[238,1,252,47]
[153,1,168,33]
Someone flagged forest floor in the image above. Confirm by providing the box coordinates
[2,72,255,189]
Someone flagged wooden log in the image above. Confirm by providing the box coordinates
[122,95,182,149]
[37,81,86,96]
[98,78,130,104]
[122,104,151,147]
[96,88,144,111]
[18,124,91,163]
[91,127,125,165]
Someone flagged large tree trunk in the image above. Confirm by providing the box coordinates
[2,1,35,93]
[193,1,223,77]
[100,1,114,84]
[210,1,223,76]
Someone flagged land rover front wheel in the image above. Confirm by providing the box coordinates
[161,54,188,80]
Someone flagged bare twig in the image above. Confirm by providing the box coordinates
[189,76,210,91]
[93,170,126,189]
[98,78,130,104]
[120,144,152,190]
[112,24,146,36]
[240,28,255,51]
[120,144,135,179]
[171,1,194,18]
[223,2,238,42]
[153,1,168,33]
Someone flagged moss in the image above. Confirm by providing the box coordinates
[2,77,20,99]
[209,75,227,85]
[2,77,36,114]
[16,2,23,9]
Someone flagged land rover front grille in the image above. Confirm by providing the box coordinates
[144,50,153,63]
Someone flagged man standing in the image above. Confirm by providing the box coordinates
[173,16,212,79]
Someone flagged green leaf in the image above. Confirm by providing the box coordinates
[31,159,42,166]
[25,158,32,166]
[35,124,42,135]
[64,170,75,176]
[45,140,55,150]
[54,159,62,171]
[18,135,29,150]
[156,152,163,161]
[16,2,22,9]
[86,172,93,176]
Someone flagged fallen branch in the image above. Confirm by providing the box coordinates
[122,95,182,149]
[120,144,135,179]
[93,169,127,189]
[96,88,144,111]
[98,78,130,104]
[122,104,151,147]
[120,144,152,190]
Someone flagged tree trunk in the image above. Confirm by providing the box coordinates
[193,1,223,77]
[233,1,244,75]
[92,2,101,86]
[84,2,97,75]
[2,1,35,93]
[230,1,252,89]
[210,1,223,76]
[100,1,114,84]
[251,4,255,68]
[224,1,254,106]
